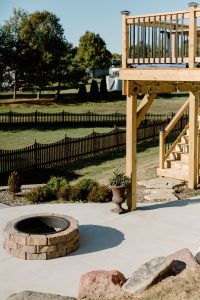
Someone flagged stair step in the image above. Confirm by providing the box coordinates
[180,153,189,163]
[157,168,188,181]
[171,160,189,171]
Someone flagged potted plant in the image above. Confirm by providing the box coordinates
[108,169,131,214]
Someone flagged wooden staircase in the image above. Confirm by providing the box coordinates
[157,110,200,182]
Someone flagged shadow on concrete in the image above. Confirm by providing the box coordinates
[70,224,124,255]
[139,196,200,211]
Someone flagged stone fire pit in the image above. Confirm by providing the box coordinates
[3,213,79,260]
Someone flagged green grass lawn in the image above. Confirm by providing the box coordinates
[0,92,188,114]
[0,127,119,150]
[0,91,187,184]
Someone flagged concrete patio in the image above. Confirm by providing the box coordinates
[0,198,200,299]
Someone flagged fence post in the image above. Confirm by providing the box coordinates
[35,110,37,124]
[92,130,96,156]
[9,110,12,124]
[114,125,118,150]
[62,110,65,124]
[34,139,37,168]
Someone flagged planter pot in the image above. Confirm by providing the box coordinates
[109,185,127,214]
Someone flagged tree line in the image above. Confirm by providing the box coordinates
[0,9,114,99]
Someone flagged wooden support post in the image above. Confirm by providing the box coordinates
[159,131,165,169]
[126,94,137,211]
[188,91,198,189]
[121,11,130,69]
[188,2,197,68]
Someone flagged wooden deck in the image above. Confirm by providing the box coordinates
[120,3,200,210]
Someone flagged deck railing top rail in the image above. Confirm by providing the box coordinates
[121,3,200,68]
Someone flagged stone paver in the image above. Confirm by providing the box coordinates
[144,192,178,202]
[138,177,184,190]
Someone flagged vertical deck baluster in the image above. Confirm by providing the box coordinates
[153,16,156,63]
[164,15,167,63]
[148,16,151,62]
[175,14,179,63]
[169,15,172,63]
[159,15,161,63]
[129,24,132,59]
[181,14,184,62]
[133,19,135,63]
[143,17,146,63]
[137,18,140,62]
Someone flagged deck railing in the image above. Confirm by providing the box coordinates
[122,3,200,68]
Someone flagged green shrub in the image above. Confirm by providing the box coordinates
[24,186,51,203]
[78,84,87,101]
[76,178,99,201]
[87,185,112,203]
[68,185,81,202]
[100,78,108,99]
[89,79,99,100]
[46,176,68,197]
[57,184,71,201]
[8,171,21,193]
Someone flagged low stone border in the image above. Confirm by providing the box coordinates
[3,213,79,260]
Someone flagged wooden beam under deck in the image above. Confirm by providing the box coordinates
[120,68,200,83]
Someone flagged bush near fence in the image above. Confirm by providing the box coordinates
[0,114,188,174]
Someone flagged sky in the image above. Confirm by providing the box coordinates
[0,0,195,53]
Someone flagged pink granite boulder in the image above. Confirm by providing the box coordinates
[78,270,127,299]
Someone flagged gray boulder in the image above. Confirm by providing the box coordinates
[7,291,76,300]
[195,251,200,265]
[122,256,173,294]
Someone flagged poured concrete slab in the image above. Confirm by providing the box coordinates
[0,198,200,299]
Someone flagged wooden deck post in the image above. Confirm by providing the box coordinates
[188,2,198,68]
[188,91,198,189]
[121,10,130,69]
[126,94,137,211]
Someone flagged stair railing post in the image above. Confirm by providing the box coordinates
[188,2,198,68]
[121,10,130,69]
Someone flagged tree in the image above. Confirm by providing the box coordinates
[0,9,84,100]
[19,10,69,98]
[0,8,28,98]
[75,31,112,77]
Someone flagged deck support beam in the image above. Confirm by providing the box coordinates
[188,91,199,189]
[126,95,137,211]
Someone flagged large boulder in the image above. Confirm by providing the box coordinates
[122,256,173,294]
[167,248,199,275]
[7,291,75,300]
[78,270,127,299]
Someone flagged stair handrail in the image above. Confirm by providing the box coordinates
[159,98,190,169]
[164,123,189,161]
[164,98,190,139]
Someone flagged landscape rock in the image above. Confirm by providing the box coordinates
[122,256,173,294]
[78,270,127,299]
[195,251,200,264]
[167,248,199,275]
[7,291,76,300]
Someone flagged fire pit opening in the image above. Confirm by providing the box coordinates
[15,216,70,235]
[3,214,79,260]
